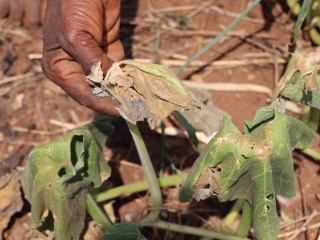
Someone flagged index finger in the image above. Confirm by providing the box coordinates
[42,55,121,117]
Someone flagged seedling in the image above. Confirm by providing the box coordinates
[21,1,320,239]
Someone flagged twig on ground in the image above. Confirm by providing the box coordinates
[280,212,320,229]
[287,210,318,240]
[28,55,287,68]
[136,57,287,67]
[121,17,278,39]
[242,36,284,55]
[0,72,36,86]
[11,121,89,136]
[278,211,320,239]
[187,0,215,18]
[182,81,273,97]
[211,5,270,25]
[273,44,280,100]
[175,0,262,75]
[49,119,90,130]
[9,140,43,146]
[146,5,198,13]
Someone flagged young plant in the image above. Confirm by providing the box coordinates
[22,60,201,238]
[87,60,201,222]
[180,63,320,239]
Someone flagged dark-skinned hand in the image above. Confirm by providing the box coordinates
[41,0,124,117]
[0,0,46,26]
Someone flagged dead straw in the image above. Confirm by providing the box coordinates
[174,0,262,75]
[287,210,318,240]
[0,72,36,86]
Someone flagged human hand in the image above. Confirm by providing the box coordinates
[41,0,125,117]
[0,0,46,26]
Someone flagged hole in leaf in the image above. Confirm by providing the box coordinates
[241,154,249,159]
[211,166,222,173]
[58,167,67,177]
[70,135,84,167]
[266,193,274,200]
[37,211,54,233]
[259,205,271,216]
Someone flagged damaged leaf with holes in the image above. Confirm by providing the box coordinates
[21,122,114,239]
[86,60,202,129]
[277,65,320,107]
[180,106,317,240]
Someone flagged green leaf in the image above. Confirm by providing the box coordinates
[179,107,317,239]
[251,106,275,127]
[279,65,320,108]
[290,0,313,45]
[22,122,114,239]
[103,222,146,240]
[244,106,276,135]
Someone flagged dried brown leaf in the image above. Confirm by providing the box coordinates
[91,60,202,128]
[0,171,23,239]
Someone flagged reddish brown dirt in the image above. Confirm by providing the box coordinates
[1,0,320,239]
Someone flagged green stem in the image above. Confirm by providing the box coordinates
[307,107,320,132]
[86,193,113,231]
[126,120,162,222]
[175,110,202,153]
[301,147,320,160]
[174,0,261,75]
[300,106,310,124]
[139,220,248,240]
[235,200,252,237]
[222,199,245,233]
[94,174,187,202]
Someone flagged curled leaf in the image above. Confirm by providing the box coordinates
[87,61,202,128]
[276,65,320,107]
[22,122,114,239]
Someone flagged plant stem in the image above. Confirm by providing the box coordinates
[300,106,310,124]
[139,220,248,240]
[175,110,202,152]
[126,120,162,222]
[301,147,320,160]
[86,193,113,230]
[235,200,252,237]
[94,173,187,202]
[307,107,320,132]
[174,0,261,75]
[222,199,245,233]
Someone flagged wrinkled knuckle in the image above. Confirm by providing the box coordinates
[62,26,82,46]
[41,54,50,75]
[41,54,57,80]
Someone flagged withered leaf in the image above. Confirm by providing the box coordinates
[304,67,319,93]
[87,61,202,128]
[0,171,23,239]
